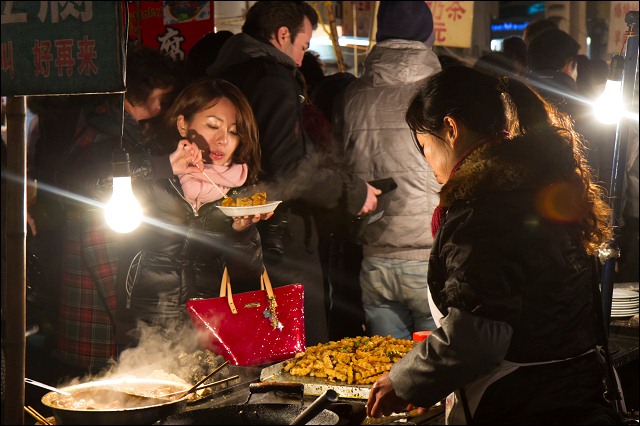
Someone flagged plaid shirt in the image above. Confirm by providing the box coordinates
[56,206,118,371]
[55,106,141,371]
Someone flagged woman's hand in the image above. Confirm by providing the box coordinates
[170,139,204,175]
[366,373,412,418]
[231,212,274,232]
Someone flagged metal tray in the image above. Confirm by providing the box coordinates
[260,360,372,400]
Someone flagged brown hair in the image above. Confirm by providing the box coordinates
[162,78,261,184]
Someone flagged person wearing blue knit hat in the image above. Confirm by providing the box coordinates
[376,0,436,46]
[335,1,442,341]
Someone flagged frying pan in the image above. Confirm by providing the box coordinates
[157,382,339,425]
[41,378,193,425]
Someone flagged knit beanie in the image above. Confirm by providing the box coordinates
[376,1,434,45]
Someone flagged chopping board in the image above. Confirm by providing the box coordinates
[260,359,372,399]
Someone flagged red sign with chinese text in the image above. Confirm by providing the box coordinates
[127,1,216,61]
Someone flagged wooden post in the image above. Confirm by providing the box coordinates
[2,95,27,425]
[324,2,346,73]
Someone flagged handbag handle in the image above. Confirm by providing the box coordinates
[219,267,238,314]
[218,268,280,329]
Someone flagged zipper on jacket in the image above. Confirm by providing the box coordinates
[126,251,143,309]
[170,179,199,216]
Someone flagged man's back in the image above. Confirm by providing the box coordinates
[336,1,442,339]
[340,39,441,255]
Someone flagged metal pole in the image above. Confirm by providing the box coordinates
[3,95,27,425]
[600,11,639,337]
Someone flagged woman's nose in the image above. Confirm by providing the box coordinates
[215,129,228,145]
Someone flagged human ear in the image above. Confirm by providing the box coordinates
[177,115,187,138]
[443,116,457,143]
[277,26,289,45]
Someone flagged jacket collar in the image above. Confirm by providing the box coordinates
[439,140,526,208]
[208,33,297,75]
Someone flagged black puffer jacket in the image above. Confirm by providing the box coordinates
[389,139,619,424]
[86,152,264,347]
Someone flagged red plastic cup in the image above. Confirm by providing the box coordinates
[413,331,432,342]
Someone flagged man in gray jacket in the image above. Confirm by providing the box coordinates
[336,1,442,339]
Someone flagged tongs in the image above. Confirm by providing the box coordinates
[159,360,232,400]
[160,374,240,400]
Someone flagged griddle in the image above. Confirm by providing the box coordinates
[260,359,372,399]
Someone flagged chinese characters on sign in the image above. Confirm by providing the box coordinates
[1,1,125,96]
[128,1,214,61]
[608,1,639,56]
[426,1,474,48]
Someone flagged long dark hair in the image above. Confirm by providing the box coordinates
[406,66,612,254]
[162,78,261,184]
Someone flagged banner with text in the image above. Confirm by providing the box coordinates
[1,1,125,96]
[426,1,474,48]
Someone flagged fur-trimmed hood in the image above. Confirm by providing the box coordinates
[439,137,572,208]
[440,140,525,207]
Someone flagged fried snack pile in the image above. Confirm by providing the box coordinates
[221,192,267,207]
[283,335,414,385]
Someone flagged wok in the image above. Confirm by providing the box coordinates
[41,378,192,425]
[157,382,339,425]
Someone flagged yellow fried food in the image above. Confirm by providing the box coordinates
[235,197,253,206]
[251,192,267,205]
[221,197,236,207]
[283,335,413,385]
[221,193,269,207]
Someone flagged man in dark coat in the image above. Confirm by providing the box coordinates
[207,1,379,345]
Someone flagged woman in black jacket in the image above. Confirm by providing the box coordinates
[366,67,621,424]
[112,78,272,349]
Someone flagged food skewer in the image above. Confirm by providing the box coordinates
[194,163,230,200]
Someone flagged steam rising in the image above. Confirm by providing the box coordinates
[62,319,223,387]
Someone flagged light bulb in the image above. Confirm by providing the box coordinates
[104,148,142,233]
[105,176,143,233]
[594,79,623,124]
[594,54,625,124]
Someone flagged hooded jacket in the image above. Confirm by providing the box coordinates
[337,39,442,259]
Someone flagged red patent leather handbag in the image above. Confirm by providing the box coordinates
[186,268,306,366]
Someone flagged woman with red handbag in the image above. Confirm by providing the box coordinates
[86,78,273,351]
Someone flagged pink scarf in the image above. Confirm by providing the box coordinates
[179,163,248,210]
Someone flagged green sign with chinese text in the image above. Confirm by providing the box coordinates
[1,1,125,96]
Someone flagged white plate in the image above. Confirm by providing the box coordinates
[612,289,639,299]
[611,311,639,318]
[611,311,639,317]
[611,300,638,308]
[217,201,282,217]
[612,307,639,312]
